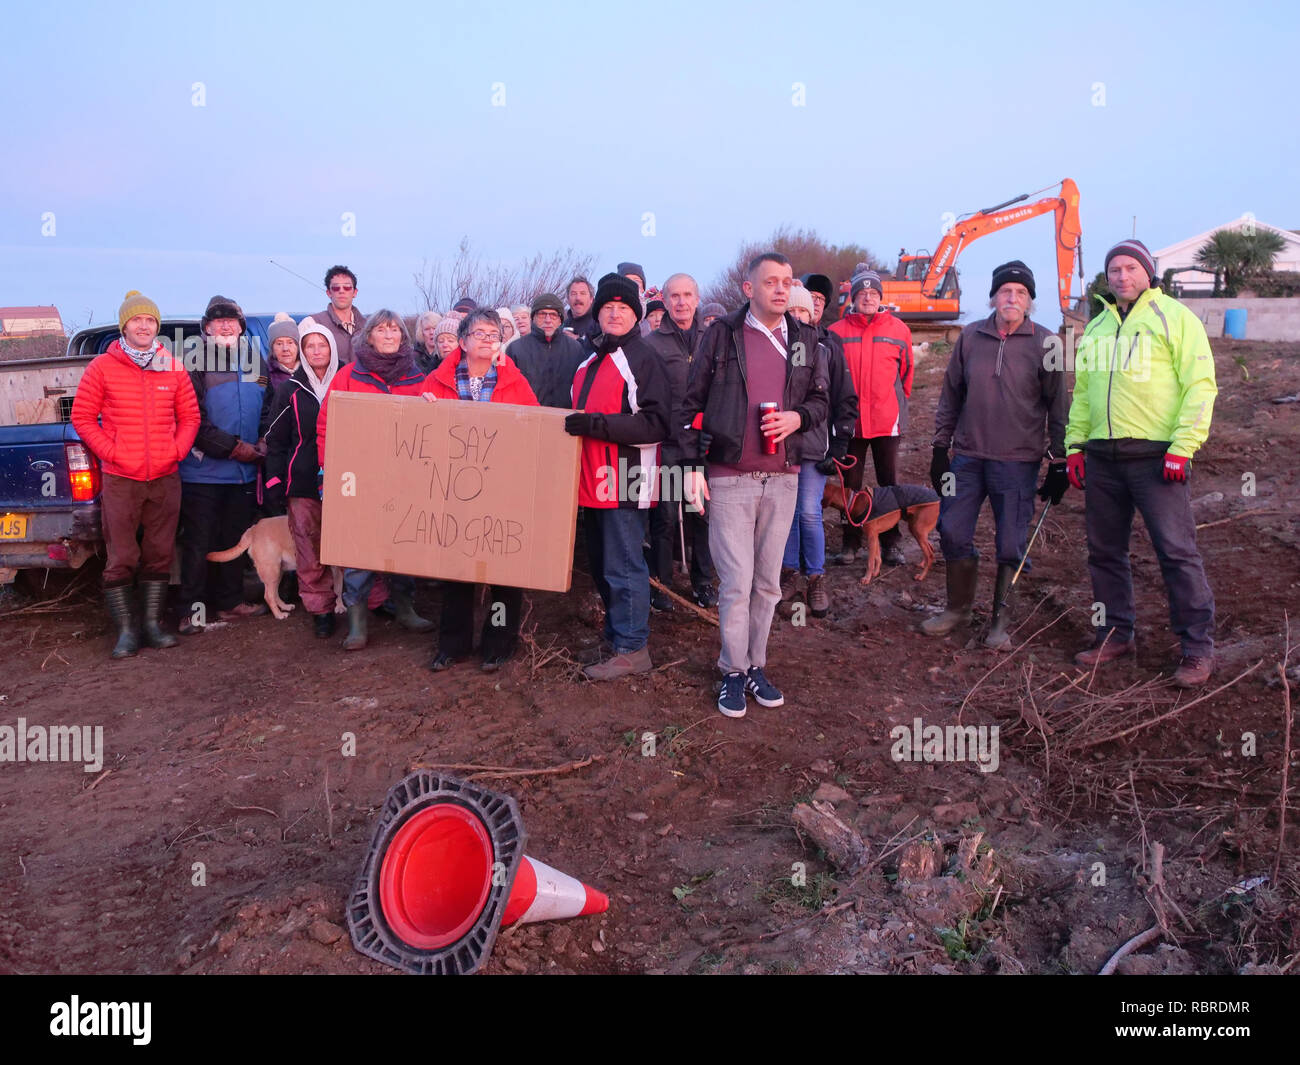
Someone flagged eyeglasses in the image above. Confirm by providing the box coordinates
[469,331,501,342]
[328,284,355,293]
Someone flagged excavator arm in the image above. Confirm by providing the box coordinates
[922,179,1083,313]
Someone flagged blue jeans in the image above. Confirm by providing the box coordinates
[584,507,650,653]
[782,461,828,575]
[938,455,1038,565]
[342,568,413,608]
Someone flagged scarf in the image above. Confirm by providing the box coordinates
[119,337,159,369]
[594,325,638,356]
[455,358,497,403]
[353,337,417,387]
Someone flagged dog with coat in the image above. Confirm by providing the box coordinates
[821,473,940,585]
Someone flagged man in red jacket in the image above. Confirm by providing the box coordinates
[829,267,914,566]
[71,290,200,658]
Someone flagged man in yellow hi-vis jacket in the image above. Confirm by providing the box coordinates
[1065,239,1218,688]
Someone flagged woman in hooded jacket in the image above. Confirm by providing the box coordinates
[265,317,354,637]
[316,309,436,649]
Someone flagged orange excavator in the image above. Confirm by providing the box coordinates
[840,178,1084,327]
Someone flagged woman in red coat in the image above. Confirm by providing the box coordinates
[317,309,436,650]
[422,308,539,671]
[70,291,200,658]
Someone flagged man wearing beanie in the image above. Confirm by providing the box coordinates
[508,293,587,407]
[679,252,829,719]
[1065,239,1218,687]
[71,292,200,658]
[924,261,1067,649]
[319,266,363,364]
[828,265,914,568]
[644,272,718,609]
[176,294,275,632]
[564,272,671,681]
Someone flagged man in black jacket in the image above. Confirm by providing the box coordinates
[644,272,717,608]
[508,293,588,408]
[563,276,598,345]
[564,273,671,682]
[680,253,829,719]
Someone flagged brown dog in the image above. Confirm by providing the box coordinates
[206,516,345,619]
[821,479,941,585]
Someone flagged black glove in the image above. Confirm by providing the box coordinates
[698,430,713,461]
[1038,462,1069,505]
[929,445,950,495]
[565,412,607,438]
[815,455,839,476]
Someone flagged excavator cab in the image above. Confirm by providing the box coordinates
[897,252,931,282]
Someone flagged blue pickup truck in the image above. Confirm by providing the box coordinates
[0,314,303,584]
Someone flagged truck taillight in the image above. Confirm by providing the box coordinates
[65,442,101,502]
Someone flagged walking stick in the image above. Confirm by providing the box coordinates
[998,500,1052,610]
[678,499,688,573]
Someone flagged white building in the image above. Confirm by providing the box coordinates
[1152,216,1300,294]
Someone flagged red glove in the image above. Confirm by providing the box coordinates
[1066,451,1086,490]
[1163,453,1189,482]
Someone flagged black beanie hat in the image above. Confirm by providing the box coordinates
[616,261,646,284]
[592,272,644,324]
[452,297,478,313]
[530,293,564,317]
[989,260,1036,299]
[201,294,246,334]
[1104,239,1157,285]
[800,273,834,303]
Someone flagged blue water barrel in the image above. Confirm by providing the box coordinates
[1224,308,1247,339]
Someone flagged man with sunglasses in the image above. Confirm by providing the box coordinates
[319,265,364,363]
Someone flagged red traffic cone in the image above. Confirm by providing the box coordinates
[348,770,608,974]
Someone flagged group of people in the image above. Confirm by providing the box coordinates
[69,237,1219,718]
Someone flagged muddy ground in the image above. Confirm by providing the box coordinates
[1,339,1297,976]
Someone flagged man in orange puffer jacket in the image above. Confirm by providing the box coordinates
[828,267,914,566]
[71,291,200,658]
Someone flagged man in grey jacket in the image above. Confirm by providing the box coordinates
[923,261,1068,648]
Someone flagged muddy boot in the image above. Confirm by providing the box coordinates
[139,579,178,649]
[983,564,1016,650]
[777,567,801,618]
[104,584,139,659]
[920,557,978,636]
[389,586,434,633]
[807,573,830,618]
[342,600,369,651]
[837,522,861,566]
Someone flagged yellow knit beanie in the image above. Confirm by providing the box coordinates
[118,290,161,331]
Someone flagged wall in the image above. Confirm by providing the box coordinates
[1178,297,1300,342]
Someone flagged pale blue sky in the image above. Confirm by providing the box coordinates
[2,0,1296,329]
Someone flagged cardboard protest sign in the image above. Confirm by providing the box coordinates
[320,392,580,592]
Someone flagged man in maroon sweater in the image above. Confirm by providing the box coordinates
[681,253,830,718]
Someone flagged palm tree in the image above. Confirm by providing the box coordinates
[1195,229,1246,296]
[1195,227,1286,296]
[1241,229,1285,281]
